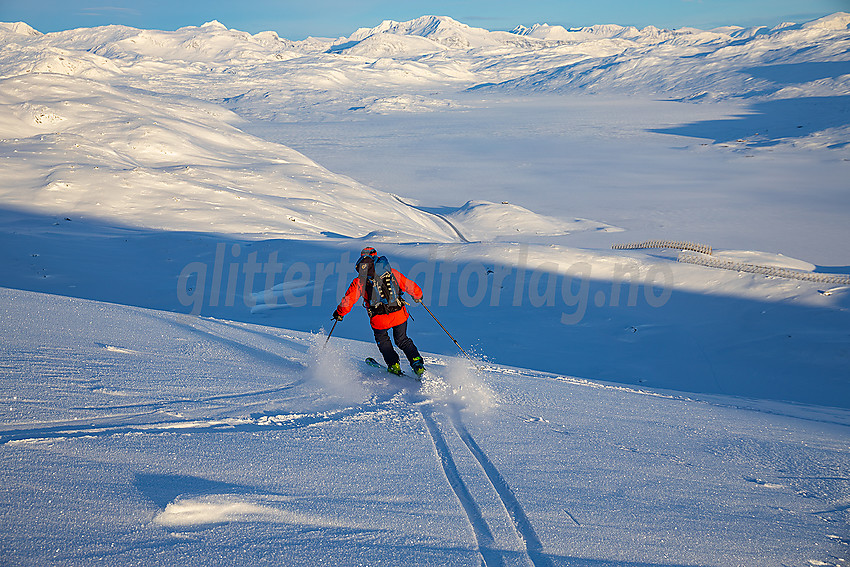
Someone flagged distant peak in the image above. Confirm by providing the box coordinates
[346,15,506,50]
[201,20,228,30]
[802,11,850,30]
[0,21,42,36]
[409,15,465,26]
[365,15,467,34]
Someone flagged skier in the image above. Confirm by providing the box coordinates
[333,247,426,377]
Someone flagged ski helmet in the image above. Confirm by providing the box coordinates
[355,247,378,272]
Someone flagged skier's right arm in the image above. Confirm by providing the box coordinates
[335,278,362,318]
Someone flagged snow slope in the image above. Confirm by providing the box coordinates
[491,15,850,105]
[442,200,621,241]
[0,73,457,241]
[2,287,848,566]
[1,12,849,567]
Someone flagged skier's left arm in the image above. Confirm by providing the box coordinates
[393,269,423,303]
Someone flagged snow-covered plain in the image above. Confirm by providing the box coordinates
[1,13,849,567]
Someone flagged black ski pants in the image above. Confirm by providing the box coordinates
[373,320,420,367]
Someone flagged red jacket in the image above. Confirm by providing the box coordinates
[337,268,423,330]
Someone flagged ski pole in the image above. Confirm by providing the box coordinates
[418,301,474,362]
[324,318,339,346]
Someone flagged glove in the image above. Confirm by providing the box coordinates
[413,296,423,304]
[332,309,343,321]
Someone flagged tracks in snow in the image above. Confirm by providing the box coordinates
[4,300,549,563]
[392,195,471,243]
[421,403,553,567]
[421,405,504,566]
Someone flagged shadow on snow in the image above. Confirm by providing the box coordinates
[652,95,850,148]
[2,205,848,408]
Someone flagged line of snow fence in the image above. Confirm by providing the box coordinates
[612,240,714,255]
[677,251,850,285]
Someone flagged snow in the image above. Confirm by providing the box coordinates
[442,200,621,241]
[345,16,516,51]
[0,73,459,241]
[2,288,848,565]
[804,13,850,31]
[1,11,849,567]
[0,21,41,37]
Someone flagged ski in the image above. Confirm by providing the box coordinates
[364,357,423,382]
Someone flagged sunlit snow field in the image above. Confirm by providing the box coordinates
[1,13,849,567]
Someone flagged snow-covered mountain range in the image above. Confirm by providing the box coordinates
[4,13,849,96]
[1,13,848,239]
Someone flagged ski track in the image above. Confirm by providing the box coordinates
[421,397,552,567]
[146,311,309,376]
[448,404,554,567]
[2,311,423,445]
[420,404,505,567]
[1,397,409,445]
[64,383,305,412]
[5,299,847,564]
[207,317,314,353]
[392,195,471,244]
[1,312,394,445]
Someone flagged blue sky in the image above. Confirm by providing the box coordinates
[2,0,848,38]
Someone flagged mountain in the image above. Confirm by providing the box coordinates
[2,20,303,65]
[804,11,850,30]
[4,13,848,101]
[328,32,448,57]
[512,22,645,41]
[322,13,850,105]
[483,12,850,100]
[0,21,40,36]
[1,12,848,237]
[344,15,517,50]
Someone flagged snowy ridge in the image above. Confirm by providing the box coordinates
[1,13,848,118]
[4,20,302,65]
[513,22,663,42]
[445,200,620,241]
[0,21,41,37]
[480,14,850,101]
[343,15,518,51]
[329,33,447,57]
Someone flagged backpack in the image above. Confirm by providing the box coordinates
[357,255,404,317]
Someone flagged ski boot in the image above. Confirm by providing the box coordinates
[411,356,426,379]
[387,362,403,376]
